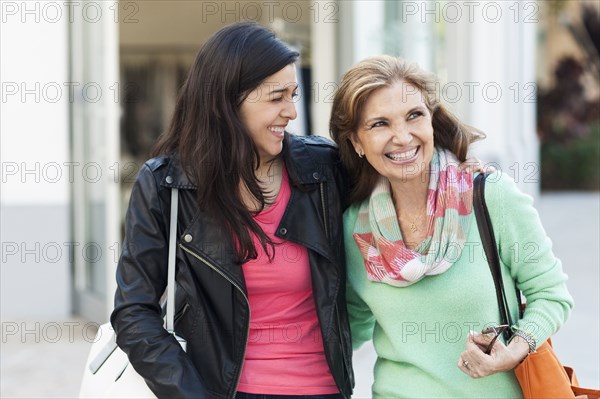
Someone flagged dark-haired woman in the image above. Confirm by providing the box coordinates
[330,55,573,398]
[110,22,353,399]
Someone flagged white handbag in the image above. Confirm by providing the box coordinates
[79,189,186,398]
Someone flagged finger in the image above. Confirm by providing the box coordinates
[460,353,490,379]
[470,355,496,378]
[457,357,473,377]
[471,331,494,346]
[459,158,479,172]
[467,339,489,353]
[484,164,496,173]
[466,343,503,378]
[462,157,496,174]
[467,339,493,359]
[466,332,490,352]
[460,356,486,378]
[469,331,502,354]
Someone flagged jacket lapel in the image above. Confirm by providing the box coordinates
[279,134,338,265]
[179,211,247,292]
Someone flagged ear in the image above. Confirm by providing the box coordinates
[349,133,364,158]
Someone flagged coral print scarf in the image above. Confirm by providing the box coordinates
[353,148,474,287]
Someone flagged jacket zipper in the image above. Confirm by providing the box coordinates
[320,181,329,239]
[179,244,250,398]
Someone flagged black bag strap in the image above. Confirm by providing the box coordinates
[473,173,520,340]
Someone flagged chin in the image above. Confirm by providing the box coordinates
[260,148,283,160]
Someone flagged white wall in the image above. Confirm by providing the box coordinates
[1,0,71,318]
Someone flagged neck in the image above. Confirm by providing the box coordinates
[239,159,283,212]
[389,169,430,214]
[256,158,282,186]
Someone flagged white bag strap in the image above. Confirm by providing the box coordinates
[166,188,179,333]
[89,188,181,375]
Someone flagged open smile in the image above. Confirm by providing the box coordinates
[268,126,285,138]
[385,146,419,163]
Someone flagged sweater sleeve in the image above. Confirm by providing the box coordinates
[347,282,376,350]
[484,171,574,347]
[344,206,376,350]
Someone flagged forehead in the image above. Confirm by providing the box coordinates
[256,64,297,88]
[363,80,426,114]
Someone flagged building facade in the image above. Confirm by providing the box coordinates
[2,0,538,322]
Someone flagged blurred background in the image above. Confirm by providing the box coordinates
[1,0,598,397]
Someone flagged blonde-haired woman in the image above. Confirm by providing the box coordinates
[330,55,573,398]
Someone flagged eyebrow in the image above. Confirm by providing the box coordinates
[268,85,299,95]
[363,105,427,125]
[363,116,387,126]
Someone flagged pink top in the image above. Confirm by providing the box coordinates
[238,166,339,395]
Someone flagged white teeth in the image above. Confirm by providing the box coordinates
[386,148,418,161]
[269,127,285,133]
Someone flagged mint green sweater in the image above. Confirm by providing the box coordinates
[345,172,574,398]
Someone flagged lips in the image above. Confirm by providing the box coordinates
[268,126,285,138]
[385,146,419,162]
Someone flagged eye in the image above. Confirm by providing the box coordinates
[291,91,299,100]
[408,111,424,120]
[370,120,387,129]
[271,96,284,103]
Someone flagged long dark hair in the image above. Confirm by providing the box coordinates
[330,55,484,204]
[152,22,299,263]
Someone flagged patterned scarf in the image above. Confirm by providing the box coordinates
[353,148,473,287]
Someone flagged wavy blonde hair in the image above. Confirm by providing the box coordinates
[330,55,484,203]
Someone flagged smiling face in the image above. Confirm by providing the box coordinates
[239,64,298,166]
[351,80,434,185]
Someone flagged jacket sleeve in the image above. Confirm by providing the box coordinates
[486,172,574,347]
[110,163,206,399]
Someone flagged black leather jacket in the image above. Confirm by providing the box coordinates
[110,133,354,399]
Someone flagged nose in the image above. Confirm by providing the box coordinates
[391,123,412,145]
[281,97,297,120]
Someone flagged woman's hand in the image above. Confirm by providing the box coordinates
[457,331,529,378]
[459,157,495,174]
